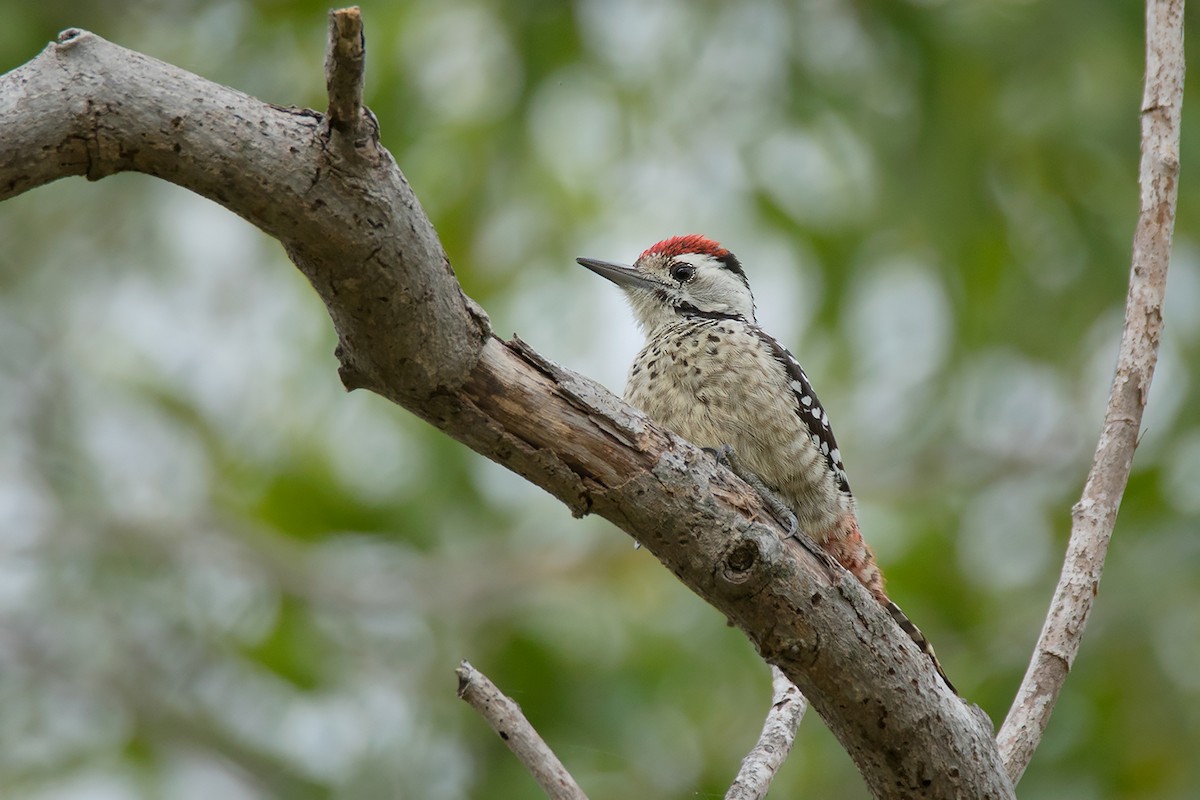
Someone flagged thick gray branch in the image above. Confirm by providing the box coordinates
[0,27,489,404]
[996,0,1184,784]
[0,28,1014,799]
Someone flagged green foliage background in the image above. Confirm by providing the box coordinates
[2,1,1199,798]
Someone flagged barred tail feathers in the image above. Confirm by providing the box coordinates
[885,599,957,694]
[821,514,957,694]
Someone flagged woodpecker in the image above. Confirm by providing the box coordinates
[577,234,952,691]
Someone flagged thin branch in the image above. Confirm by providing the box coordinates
[456,661,589,800]
[324,6,366,133]
[996,0,1184,784]
[726,666,808,800]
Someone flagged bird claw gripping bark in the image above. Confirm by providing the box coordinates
[706,444,799,537]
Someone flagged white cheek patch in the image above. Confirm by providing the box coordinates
[667,254,756,321]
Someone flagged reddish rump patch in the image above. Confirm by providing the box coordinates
[640,234,729,261]
[820,515,887,604]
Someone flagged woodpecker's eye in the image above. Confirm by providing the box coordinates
[670,263,696,282]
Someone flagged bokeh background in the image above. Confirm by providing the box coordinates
[2,1,1199,798]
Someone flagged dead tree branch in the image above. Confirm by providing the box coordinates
[995,0,1184,784]
[324,7,366,134]
[456,661,588,800]
[0,21,1013,800]
[726,667,807,800]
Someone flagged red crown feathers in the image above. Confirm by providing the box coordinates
[640,234,730,262]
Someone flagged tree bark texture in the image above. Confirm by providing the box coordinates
[0,26,1015,799]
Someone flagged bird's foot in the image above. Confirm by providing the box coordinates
[706,444,799,537]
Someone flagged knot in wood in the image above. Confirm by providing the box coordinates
[723,540,759,582]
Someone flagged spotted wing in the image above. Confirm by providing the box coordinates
[752,327,851,495]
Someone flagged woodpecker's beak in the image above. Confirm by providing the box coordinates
[576,257,660,291]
